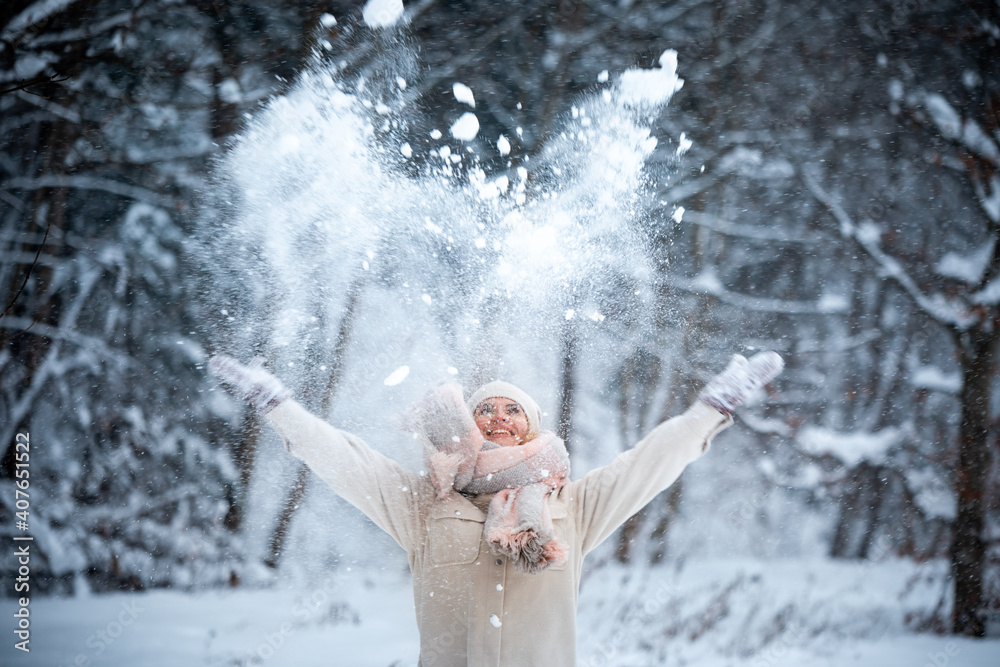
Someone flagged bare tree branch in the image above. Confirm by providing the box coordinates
[0,73,71,96]
[0,207,52,326]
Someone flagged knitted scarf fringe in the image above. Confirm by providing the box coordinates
[487,524,568,574]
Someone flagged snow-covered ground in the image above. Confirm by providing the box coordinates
[3,557,997,666]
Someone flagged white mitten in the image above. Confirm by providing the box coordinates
[698,351,784,416]
[208,354,290,415]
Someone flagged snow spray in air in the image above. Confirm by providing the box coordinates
[198,17,687,408]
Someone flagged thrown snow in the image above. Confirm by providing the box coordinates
[676,131,692,156]
[362,0,404,28]
[796,424,908,467]
[383,365,410,386]
[206,32,705,438]
[449,112,480,141]
[452,82,475,108]
[617,49,683,108]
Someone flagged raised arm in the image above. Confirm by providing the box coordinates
[209,355,426,552]
[566,351,783,554]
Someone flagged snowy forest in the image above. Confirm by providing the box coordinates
[2,0,999,665]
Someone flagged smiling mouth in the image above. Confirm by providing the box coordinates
[487,429,514,437]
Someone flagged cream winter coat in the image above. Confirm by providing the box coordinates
[266,399,730,666]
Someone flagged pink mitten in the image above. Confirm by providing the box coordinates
[698,352,784,416]
[208,354,290,415]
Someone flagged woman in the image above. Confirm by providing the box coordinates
[209,351,783,666]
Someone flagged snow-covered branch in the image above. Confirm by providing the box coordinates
[0,317,131,366]
[21,10,136,48]
[918,92,1000,224]
[800,168,978,330]
[1,0,84,42]
[738,410,793,437]
[124,140,217,165]
[13,90,80,123]
[688,0,813,79]
[2,175,174,207]
[795,421,913,468]
[659,174,720,204]
[794,328,881,354]
[683,210,821,244]
[75,483,202,523]
[669,266,849,315]
[0,187,27,213]
[0,265,101,456]
[923,94,1000,168]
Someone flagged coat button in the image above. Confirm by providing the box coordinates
[494,558,502,566]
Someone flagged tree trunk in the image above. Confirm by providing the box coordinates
[1,118,70,476]
[857,465,884,560]
[263,277,364,568]
[950,326,998,636]
[615,511,644,564]
[830,464,883,559]
[264,465,311,569]
[223,408,264,531]
[649,481,684,564]
[557,315,576,451]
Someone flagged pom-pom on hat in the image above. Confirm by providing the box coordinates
[467,381,542,438]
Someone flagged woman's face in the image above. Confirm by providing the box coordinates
[473,397,529,447]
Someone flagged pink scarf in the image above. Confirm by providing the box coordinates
[406,383,570,573]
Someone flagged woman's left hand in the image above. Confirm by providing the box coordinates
[208,354,290,415]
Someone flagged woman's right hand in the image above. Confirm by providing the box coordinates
[208,354,290,415]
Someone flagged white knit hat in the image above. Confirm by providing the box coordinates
[467,381,542,437]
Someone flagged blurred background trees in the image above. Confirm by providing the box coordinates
[1,0,996,636]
